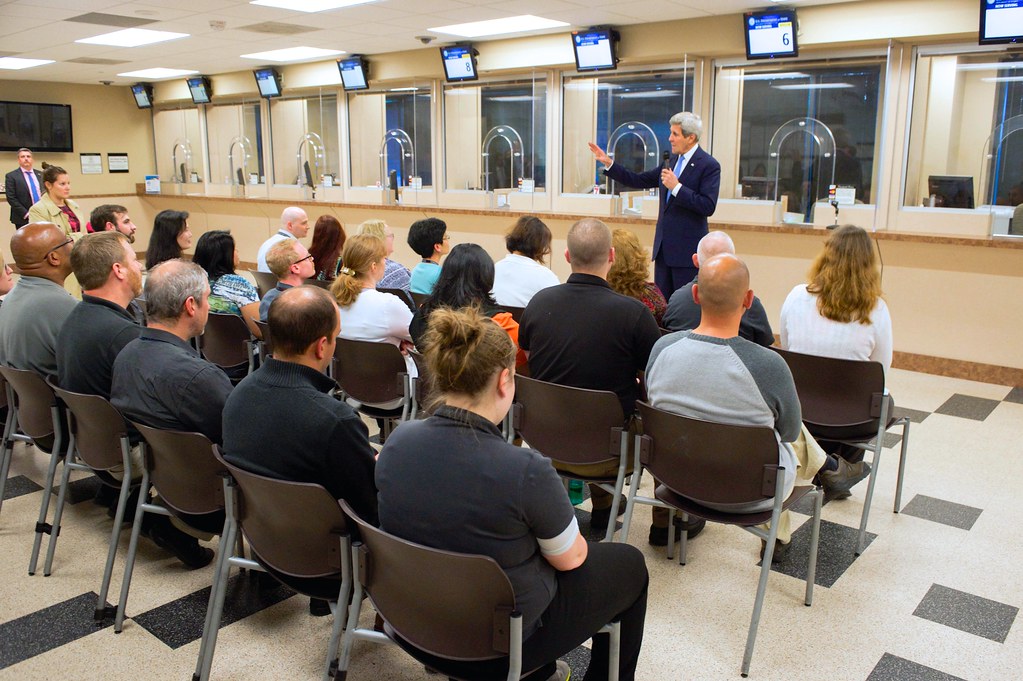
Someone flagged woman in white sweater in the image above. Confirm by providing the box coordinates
[779,225,892,373]
[492,215,560,307]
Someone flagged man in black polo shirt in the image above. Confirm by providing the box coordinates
[223,286,377,614]
[57,232,143,398]
[519,218,668,541]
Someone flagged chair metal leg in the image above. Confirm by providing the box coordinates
[115,473,150,633]
[29,429,63,576]
[805,489,823,607]
[196,520,237,681]
[893,419,910,513]
[619,468,642,544]
[606,621,621,681]
[43,441,79,576]
[334,545,366,680]
[856,441,883,556]
[323,535,353,681]
[0,401,17,517]
[96,475,132,622]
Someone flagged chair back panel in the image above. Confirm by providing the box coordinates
[51,385,128,471]
[341,501,515,661]
[408,350,434,416]
[636,401,780,507]
[219,451,346,578]
[513,375,625,466]
[333,338,406,405]
[379,288,416,313]
[131,422,225,516]
[200,313,251,368]
[254,320,273,355]
[772,348,885,430]
[410,292,428,308]
[248,270,276,299]
[502,306,524,324]
[0,366,56,440]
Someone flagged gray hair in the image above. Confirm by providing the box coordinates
[144,259,208,323]
[696,231,735,266]
[669,111,703,141]
[281,206,306,226]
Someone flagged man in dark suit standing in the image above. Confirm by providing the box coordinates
[5,148,44,228]
[589,112,721,298]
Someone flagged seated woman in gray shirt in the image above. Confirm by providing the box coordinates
[375,307,648,681]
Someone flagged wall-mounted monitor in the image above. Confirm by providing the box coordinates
[186,76,212,104]
[253,67,283,98]
[744,9,799,60]
[927,175,975,209]
[131,83,153,109]
[980,0,1023,44]
[337,56,369,91]
[440,45,478,83]
[0,101,73,152]
[571,27,619,71]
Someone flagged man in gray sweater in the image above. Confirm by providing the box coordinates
[645,253,869,560]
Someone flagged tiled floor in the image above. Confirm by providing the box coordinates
[0,367,1021,680]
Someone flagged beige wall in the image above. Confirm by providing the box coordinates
[0,81,155,195]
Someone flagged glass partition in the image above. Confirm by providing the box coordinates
[443,74,547,194]
[207,100,264,189]
[269,90,339,189]
[714,58,884,223]
[905,50,1023,230]
[562,68,695,195]
[347,83,432,189]
[153,105,203,185]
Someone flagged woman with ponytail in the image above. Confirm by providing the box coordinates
[375,307,648,681]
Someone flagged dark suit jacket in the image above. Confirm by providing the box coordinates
[5,168,43,228]
[604,146,721,267]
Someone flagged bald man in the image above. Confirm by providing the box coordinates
[256,206,309,272]
[0,222,77,378]
[645,254,868,561]
[662,231,774,346]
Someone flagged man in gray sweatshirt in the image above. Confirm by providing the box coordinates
[645,253,869,559]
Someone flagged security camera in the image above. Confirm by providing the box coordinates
[99,80,113,86]
[415,35,435,45]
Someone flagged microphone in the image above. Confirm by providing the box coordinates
[662,151,671,170]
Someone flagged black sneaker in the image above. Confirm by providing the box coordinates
[648,517,706,546]
[759,539,791,564]
[589,495,627,533]
[309,598,330,617]
[147,517,215,569]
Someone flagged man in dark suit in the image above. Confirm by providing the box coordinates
[5,148,44,228]
[589,112,721,298]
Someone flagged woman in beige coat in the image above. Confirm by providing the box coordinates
[27,162,85,297]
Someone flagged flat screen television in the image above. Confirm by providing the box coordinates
[337,56,369,91]
[928,175,975,209]
[440,45,478,83]
[131,83,153,109]
[0,101,73,152]
[572,27,619,71]
[254,68,283,98]
[980,0,1023,44]
[744,9,799,60]
[186,76,212,104]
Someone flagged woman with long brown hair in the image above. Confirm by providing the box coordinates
[779,224,892,371]
[308,214,346,281]
[607,228,666,326]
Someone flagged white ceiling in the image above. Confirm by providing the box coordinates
[0,0,858,85]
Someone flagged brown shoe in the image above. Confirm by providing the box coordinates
[820,457,871,496]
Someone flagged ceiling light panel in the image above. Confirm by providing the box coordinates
[429,15,569,38]
[0,57,55,70]
[117,67,199,79]
[240,46,343,62]
[250,0,377,11]
[76,28,190,48]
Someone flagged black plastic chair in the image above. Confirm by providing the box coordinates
[0,372,32,520]
[629,401,823,678]
[248,270,276,299]
[772,347,911,554]
[200,312,255,380]
[509,375,630,542]
[195,450,351,681]
[331,338,414,439]
[253,320,273,364]
[49,383,135,621]
[336,500,621,681]
[0,366,67,575]
[410,291,429,308]
[501,305,525,323]
[379,287,416,313]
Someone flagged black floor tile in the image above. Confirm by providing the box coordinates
[866,653,966,681]
[892,406,931,423]
[561,644,591,678]
[1005,386,1023,404]
[1,474,42,501]
[0,591,112,669]
[575,508,622,541]
[763,518,876,589]
[913,584,1018,643]
[901,494,983,531]
[131,571,296,649]
[52,475,103,506]
[871,432,904,449]
[934,394,1001,421]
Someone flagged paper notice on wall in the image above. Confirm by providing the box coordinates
[145,175,161,194]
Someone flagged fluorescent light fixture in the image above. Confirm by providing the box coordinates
[617,91,680,99]
[118,67,198,79]
[429,15,568,38]
[0,57,54,70]
[76,28,189,48]
[241,46,342,62]
[728,71,809,81]
[773,82,853,90]
[250,0,376,11]
[955,62,1023,71]
[390,87,420,92]
[487,95,537,102]
[982,76,1023,82]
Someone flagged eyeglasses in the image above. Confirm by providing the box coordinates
[442,235,450,241]
[292,253,314,266]
[46,238,73,256]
